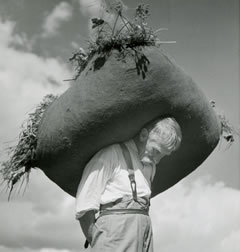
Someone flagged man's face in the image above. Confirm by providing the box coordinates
[141,134,172,165]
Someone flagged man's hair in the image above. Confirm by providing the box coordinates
[147,117,182,154]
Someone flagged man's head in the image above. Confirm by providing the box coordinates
[136,117,182,165]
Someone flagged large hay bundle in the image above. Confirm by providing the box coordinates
[35,47,221,197]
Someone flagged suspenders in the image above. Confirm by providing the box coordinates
[120,143,138,201]
[84,143,144,249]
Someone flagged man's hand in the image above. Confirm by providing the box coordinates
[79,210,96,244]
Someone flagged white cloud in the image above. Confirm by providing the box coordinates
[78,0,102,18]
[78,0,128,37]
[79,0,127,17]
[42,2,73,37]
[0,16,81,252]
[0,246,75,252]
[150,178,240,252]
[40,249,72,252]
[0,17,70,146]
[0,170,82,251]
[0,18,15,47]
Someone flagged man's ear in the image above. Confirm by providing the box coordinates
[139,128,149,142]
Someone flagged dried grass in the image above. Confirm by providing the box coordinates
[210,100,239,149]
[0,94,58,199]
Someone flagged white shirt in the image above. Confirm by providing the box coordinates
[75,140,155,219]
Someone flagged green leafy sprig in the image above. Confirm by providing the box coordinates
[69,3,174,80]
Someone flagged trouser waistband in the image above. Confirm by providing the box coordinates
[99,208,149,218]
[100,196,150,210]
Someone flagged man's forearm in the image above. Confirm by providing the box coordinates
[79,210,96,242]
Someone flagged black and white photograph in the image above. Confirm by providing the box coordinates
[0,1,239,252]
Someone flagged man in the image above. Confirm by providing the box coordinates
[75,117,182,251]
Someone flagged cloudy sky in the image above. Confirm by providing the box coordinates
[0,0,239,252]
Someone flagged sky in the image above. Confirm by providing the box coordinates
[0,0,239,252]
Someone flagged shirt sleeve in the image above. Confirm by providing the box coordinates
[75,146,116,219]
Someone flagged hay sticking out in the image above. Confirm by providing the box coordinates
[0,94,58,199]
[69,3,174,80]
[210,100,239,149]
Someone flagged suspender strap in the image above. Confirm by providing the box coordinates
[120,143,138,201]
[84,143,139,249]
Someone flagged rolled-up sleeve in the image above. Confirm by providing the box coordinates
[75,146,115,219]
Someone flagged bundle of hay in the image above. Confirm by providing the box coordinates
[1,3,237,198]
